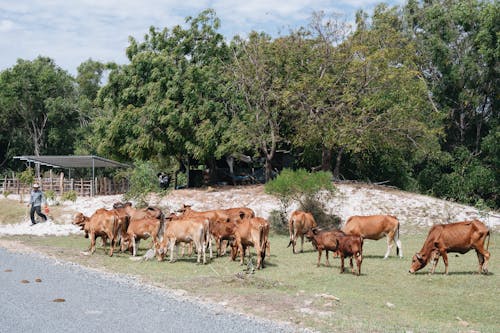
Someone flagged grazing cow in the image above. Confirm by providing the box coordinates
[287,210,318,253]
[73,209,121,256]
[230,217,269,269]
[409,219,490,275]
[120,217,164,257]
[159,216,210,264]
[306,228,363,275]
[342,215,402,259]
[287,210,317,254]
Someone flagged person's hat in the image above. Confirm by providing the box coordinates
[33,183,40,188]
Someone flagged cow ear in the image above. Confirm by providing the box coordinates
[416,253,422,260]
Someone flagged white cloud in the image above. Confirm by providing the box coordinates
[0,0,403,75]
[0,19,15,32]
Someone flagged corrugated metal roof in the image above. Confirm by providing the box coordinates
[14,155,130,168]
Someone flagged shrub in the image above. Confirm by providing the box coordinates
[2,190,11,198]
[61,190,77,202]
[45,190,56,201]
[299,196,342,229]
[265,169,337,224]
[124,160,160,205]
[18,167,35,186]
[267,209,288,235]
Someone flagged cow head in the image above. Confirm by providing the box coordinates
[409,252,427,273]
[120,234,132,252]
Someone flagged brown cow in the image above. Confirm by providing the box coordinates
[73,209,121,256]
[158,216,210,264]
[230,217,269,269]
[409,219,490,275]
[120,217,163,257]
[342,215,402,259]
[113,202,164,253]
[287,210,318,254]
[306,228,363,275]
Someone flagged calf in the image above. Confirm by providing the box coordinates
[409,219,490,274]
[120,217,164,257]
[288,210,317,254]
[158,216,210,264]
[230,217,269,269]
[306,228,363,275]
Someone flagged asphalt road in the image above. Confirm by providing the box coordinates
[0,247,294,333]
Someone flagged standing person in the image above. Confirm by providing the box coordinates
[28,183,47,225]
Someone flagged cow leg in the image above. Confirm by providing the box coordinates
[429,250,439,274]
[108,233,115,257]
[90,232,96,254]
[317,248,322,267]
[169,238,176,263]
[131,236,137,256]
[384,235,394,259]
[300,234,304,253]
[325,250,330,267]
[340,254,345,273]
[356,253,362,276]
[440,251,449,275]
[475,248,490,274]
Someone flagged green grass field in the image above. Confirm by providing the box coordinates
[2,231,498,333]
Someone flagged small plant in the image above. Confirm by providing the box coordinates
[2,190,11,198]
[45,190,56,201]
[18,167,35,186]
[123,160,159,203]
[61,190,78,202]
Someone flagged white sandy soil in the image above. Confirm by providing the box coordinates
[1,182,498,236]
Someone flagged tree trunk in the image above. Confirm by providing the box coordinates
[321,146,332,172]
[333,147,344,180]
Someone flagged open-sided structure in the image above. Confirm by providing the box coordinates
[13,155,130,196]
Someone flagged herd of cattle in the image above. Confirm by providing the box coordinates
[72,202,491,276]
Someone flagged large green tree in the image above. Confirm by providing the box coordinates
[94,10,231,183]
[0,57,77,168]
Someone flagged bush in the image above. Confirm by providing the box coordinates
[61,190,77,202]
[2,190,11,198]
[299,196,342,229]
[18,167,35,186]
[124,160,160,205]
[45,190,56,201]
[267,209,288,235]
[265,169,337,225]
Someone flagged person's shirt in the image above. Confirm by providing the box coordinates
[30,190,45,207]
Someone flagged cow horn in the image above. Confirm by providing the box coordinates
[416,253,422,260]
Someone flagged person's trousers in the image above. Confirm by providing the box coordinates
[30,205,47,224]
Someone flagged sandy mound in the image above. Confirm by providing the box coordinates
[1,182,498,236]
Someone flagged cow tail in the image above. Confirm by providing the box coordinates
[486,230,490,250]
[157,213,165,241]
[396,222,400,257]
[287,217,294,248]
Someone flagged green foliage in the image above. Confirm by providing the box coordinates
[18,168,34,186]
[44,190,56,201]
[2,190,11,198]
[265,169,336,219]
[123,160,160,205]
[299,196,342,229]
[61,190,77,202]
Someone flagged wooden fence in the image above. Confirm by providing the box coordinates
[1,175,128,197]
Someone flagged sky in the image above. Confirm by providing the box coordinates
[0,0,403,76]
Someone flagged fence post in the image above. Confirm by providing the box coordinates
[59,172,64,195]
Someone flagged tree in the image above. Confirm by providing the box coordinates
[228,32,298,181]
[0,57,77,172]
[94,10,231,185]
